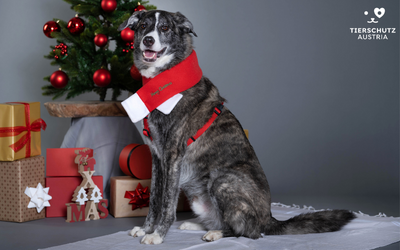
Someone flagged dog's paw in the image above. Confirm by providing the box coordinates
[129,226,146,237]
[202,230,223,242]
[178,222,205,231]
[141,232,163,245]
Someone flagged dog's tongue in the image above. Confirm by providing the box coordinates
[145,50,157,58]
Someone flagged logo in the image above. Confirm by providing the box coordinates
[350,7,396,40]
[365,8,385,23]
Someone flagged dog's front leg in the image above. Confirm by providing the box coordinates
[141,155,182,245]
[130,154,162,237]
[143,154,163,233]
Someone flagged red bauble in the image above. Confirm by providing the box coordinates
[94,34,108,47]
[93,69,111,87]
[67,17,85,35]
[43,21,60,38]
[50,70,69,88]
[101,0,117,12]
[134,4,146,12]
[121,28,134,42]
[130,65,142,81]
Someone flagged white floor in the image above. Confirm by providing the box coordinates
[0,195,398,250]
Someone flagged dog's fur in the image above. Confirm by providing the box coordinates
[118,10,355,245]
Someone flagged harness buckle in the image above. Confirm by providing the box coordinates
[188,136,196,144]
[143,129,151,138]
[214,103,224,115]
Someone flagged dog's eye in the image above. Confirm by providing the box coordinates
[141,23,147,29]
[161,25,169,31]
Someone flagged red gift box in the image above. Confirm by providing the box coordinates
[46,148,93,177]
[45,176,103,217]
[119,144,152,179]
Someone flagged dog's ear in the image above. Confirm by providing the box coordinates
[118,11,147,31]
[173,12,197,37]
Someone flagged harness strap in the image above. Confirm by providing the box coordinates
[143,116,152,141]
[187,103,224,146]
[143,103,224,146]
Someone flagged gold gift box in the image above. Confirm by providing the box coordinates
[0,102,43,161]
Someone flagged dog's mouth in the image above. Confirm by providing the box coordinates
[142,47,167,62]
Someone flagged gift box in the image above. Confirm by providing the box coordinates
[0,102,46,161]
[119,144,152,179]
[46,148,93,177]
[45,176,103,217]
[0,156,45,222]
[110,176,191,218]
[110,176,151,218]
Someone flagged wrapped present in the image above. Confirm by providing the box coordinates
[110,176,191,218]
[45,176,103,217]
[119,144,152,179]
[46,148,93,177]
[0,156,46,222]
[0,102,46,161]
[110,176,151,218]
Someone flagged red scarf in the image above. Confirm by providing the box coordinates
[122,51,203,123]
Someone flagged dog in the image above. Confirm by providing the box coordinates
[118,10,355,245]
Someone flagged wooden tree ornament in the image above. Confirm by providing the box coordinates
[72,187,88,205]
[87,185,102,203]
[65,148,108,223]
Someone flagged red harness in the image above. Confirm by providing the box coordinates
[143,103,224,146]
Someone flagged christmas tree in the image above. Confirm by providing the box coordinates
[42,0,156,101]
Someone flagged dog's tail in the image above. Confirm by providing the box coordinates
[264,209,355,235]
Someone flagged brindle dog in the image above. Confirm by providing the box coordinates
[118,10,355,245]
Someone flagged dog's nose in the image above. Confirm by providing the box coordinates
[143,36,155,47]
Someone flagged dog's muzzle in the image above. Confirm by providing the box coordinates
[143,47,167,62]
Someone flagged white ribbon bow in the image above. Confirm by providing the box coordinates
[24,183,52,213]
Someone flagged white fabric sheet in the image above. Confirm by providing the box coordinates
[39,204,400,250]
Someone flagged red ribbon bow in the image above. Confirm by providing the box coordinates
[0,102,47,158]
[124,183,150,210]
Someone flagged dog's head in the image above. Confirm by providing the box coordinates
[118,10,197,78]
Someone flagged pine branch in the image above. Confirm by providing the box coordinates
[73,3,97,14]
[42,84,68,100]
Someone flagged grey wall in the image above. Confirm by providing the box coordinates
[0,1,398,204]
